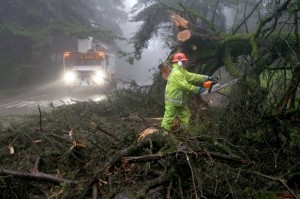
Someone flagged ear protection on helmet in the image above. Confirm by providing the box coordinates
[177,55,182,66]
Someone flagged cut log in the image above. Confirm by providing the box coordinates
[177,30,192,42]
[177,30,220,42]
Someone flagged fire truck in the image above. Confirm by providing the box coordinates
[63,39,116,87]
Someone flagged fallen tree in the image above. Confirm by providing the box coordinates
[0,86,299,198]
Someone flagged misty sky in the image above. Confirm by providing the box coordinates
[125,0,136,8]
[116,0,168,85]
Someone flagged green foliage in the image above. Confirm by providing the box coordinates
[0,25,34,88]
[250,36,258,59]
[259,69,292,88]
[223,47,240,77]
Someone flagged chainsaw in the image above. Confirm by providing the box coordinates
[200,77,239,95]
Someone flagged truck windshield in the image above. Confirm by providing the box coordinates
[77,58,101,66]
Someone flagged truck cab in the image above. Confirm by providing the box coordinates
[63,51,116,87]
[63,38,117,88]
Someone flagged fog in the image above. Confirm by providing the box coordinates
[116,0,169,86]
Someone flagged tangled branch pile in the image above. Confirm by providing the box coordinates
[0,82,299,199]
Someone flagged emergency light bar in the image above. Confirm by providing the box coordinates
[63,51,105,58]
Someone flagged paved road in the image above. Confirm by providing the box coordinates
[0,67,234,126]
[0,82,107,126]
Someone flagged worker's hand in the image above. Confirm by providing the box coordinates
[199,87,206,94]
[208,76,218,82]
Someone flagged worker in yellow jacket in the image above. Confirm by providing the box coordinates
[161,52,215,131]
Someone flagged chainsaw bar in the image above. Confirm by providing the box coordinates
[200,78,239,95]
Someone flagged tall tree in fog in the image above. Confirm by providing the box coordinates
[0,0,127,88]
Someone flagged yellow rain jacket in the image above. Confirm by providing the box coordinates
[161,63,208,130]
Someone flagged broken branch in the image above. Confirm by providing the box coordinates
[0,168,89,185]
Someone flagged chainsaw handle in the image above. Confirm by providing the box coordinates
[202,81,213,89]
[202,78,218,93]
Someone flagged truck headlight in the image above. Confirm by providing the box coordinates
[93,70,105,84]
[64,71,76,84]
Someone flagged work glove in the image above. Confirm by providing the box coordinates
[208,76,218,82]
[199,87,206,94]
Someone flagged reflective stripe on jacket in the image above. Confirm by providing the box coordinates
[165,63,208,106]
